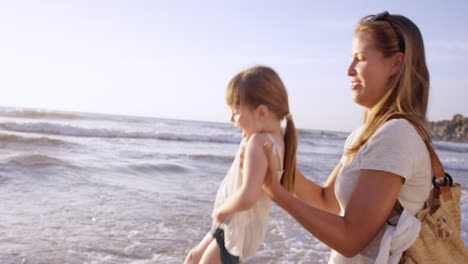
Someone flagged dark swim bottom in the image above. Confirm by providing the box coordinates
[212,228,240,264]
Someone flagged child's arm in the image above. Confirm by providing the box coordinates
[215,133,269,223]
[183,231,214,264]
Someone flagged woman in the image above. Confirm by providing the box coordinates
[262,11,432,263]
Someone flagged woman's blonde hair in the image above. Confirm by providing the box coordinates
[225,65,297,193]
[345,13,431,162]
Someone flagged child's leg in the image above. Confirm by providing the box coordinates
[199,240,222,264]
[184,231,215,264]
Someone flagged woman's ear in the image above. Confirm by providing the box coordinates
[391,51,404,76]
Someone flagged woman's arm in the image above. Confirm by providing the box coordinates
[215,134,268,223]
[294,164,341,214]
[266,168,403,257]
[261,139,341,215]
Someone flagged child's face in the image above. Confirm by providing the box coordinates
[230,104,258,137]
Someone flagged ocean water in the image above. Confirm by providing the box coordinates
[0,106,467,264]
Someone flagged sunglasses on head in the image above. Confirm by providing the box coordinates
[370,11,405,52]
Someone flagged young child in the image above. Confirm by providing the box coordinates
[184,65,298,264]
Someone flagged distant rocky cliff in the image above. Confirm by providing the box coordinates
[429,114,468,142]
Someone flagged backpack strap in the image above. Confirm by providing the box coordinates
[424,141,452,202]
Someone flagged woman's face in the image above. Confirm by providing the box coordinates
[347,32,396,109]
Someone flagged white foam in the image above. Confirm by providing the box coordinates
[441,158,468,171]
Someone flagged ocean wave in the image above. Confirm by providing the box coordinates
[0,108,80,119]
[433,141,468,153]
[299,138,317,146]
[199,122,234,130]
[4,153,69,167]
[128,163,192,174]
[0,122,241,144]
[156,133,241,144]
[441,158,468,172]
[298,150,342,159]
[298,129,348,140]
[0,133,70,147]
[186,154,234,164]
[300,137,345,149]
[123,152,234,165]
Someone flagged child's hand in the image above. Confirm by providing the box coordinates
[183,246,203,264]
[214,207,230,224]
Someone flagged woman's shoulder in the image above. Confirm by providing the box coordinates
[369,118,425,148]
[377,118,420,138]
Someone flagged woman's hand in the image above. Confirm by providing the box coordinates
[183,246,203,264]
[262,140,282,201]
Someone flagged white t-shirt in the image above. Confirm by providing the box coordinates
[329,119,432,264]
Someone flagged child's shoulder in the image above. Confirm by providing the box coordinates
[246,133,271,148]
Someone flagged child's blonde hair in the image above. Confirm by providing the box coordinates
[225,65,297,193]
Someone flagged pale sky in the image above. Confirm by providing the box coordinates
[1,0,467,132]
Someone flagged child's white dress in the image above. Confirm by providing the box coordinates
[212,134,283,261]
